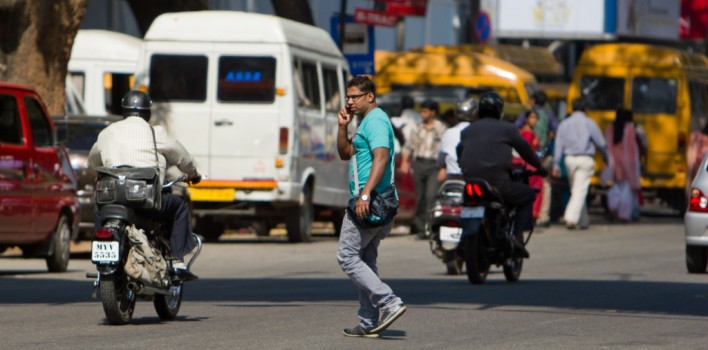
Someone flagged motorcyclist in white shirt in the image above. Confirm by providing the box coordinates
[88,90,202,281]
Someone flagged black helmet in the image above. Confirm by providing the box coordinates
[121,90,152,121]
[455,97,478,122]
[478,91,504,119]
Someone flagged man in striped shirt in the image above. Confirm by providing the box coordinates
[89,91,202,281]
[400,99,447,238]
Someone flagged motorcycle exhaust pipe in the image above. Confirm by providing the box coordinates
[126,282,142,293]
[126,281,169,296]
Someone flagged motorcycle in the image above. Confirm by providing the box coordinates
[460,168,539,284]
[427,179,466,275]
[87,175,202,325]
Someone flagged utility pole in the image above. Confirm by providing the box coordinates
[460,0,480,44]
[338,0,347,51]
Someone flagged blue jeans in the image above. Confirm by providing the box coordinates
[336,212,402,330]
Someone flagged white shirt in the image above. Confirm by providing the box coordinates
[438,121,469,175]
[391,108,421,144]
[88,116,198,183]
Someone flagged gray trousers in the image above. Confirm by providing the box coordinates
[336,212,402,330]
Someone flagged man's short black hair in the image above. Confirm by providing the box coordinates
[346,75,376,95]
[419,99,439,114]
[532,90,548,106]
[401,95,415,109]
[572,97,588,112]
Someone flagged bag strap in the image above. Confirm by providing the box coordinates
[353,153,359,194]
[149,126,160,177]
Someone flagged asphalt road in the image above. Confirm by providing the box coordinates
[2,209,707,349]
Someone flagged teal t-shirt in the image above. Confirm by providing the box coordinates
[349,107,396,198]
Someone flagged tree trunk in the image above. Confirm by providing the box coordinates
[0,0,87,115]
[271,0,314,25]
[126,0,209,37]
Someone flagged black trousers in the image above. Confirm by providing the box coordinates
[412,157,440,232]
[94,193,195,260]
[493,181,537,235]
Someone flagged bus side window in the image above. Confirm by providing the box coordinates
[689,81,708,131]
[323,67,340,112]
[293,59,310,107]
[301,61,321,110]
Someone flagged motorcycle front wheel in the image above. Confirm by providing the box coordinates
[464,232,490,284]
[503,257,523,282]
[100,273,135,325]
[154,283,183,320]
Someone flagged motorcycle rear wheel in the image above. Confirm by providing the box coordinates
[503,257,523,282]
[154,283,183,320]
[464,233,490,284]
[100,273,135,325]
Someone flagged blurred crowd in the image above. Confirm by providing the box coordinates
[388,91,649,236]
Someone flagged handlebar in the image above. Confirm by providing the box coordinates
[162,174,206,189]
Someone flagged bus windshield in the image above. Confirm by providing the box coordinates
[631,77,677,114]
[580,76,624,111]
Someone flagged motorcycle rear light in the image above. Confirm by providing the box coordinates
[95,228,114,240]
[689,188,708,212]
[465,183,483,197]
[444,220,459,227]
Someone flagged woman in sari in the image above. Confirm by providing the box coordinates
[604,109,642,221]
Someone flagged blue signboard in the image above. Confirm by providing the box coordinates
[330,15,376,76]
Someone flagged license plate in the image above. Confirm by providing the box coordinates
[461,206,485,218]
[189,188,235,202]
[91,241,119,263]
[439,226,462,243]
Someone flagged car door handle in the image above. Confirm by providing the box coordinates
[214,119,233,127]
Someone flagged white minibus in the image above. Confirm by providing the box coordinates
[68,30,141,116]
[134,11,351,242]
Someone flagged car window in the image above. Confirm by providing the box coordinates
[580,76,625,110]
[0,94,23,145]
[632,77,677,114]
[55,122,106,151]
[150,55,208,102]
[25,97,53,147]
[217,56,276,103]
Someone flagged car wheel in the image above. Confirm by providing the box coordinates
[286,184,313,243]
[252,221,272,237]
[46,214,71,272]
[686,245,707,273]
[331,208,344,237]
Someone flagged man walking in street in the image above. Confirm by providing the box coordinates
[552,97,608,229]
[336,75,407,338]
[400,99,447,238]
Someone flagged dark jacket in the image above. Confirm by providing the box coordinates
[457,118,541,187]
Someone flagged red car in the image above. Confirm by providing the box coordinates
[0,81,79,272]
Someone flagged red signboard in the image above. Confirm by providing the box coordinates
[385,0,428,17]
[354,8,399,27]
[681,0,708,39]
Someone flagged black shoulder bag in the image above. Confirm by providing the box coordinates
[346,154,399,229]
[95,126,162,211]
